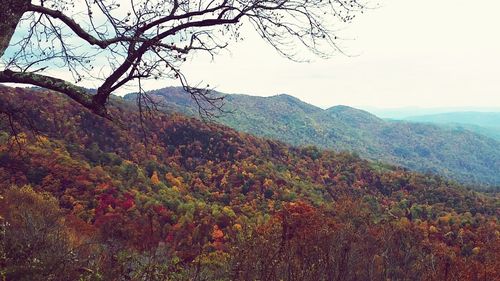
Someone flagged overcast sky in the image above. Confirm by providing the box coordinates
[138,0,500,109]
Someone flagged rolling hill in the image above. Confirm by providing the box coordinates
[125,87,500,186]
[1,86,499,280]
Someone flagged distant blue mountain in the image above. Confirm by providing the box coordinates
[403,112,500,141]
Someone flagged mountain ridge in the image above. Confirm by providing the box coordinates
[124,87,500,187]
[404,111,500,127]
[401,112,500,141]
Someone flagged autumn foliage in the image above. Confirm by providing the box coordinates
[0,87,498,280]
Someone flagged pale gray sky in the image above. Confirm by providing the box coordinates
[145,0,500,109]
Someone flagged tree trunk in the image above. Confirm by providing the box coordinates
[0,0,31,58]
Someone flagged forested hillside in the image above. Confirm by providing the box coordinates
[1,86,499,280]
[128,87,500,186]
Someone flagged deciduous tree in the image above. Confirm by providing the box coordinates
[1,0,365,118]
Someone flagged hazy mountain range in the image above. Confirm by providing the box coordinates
[399,112,500,141]
[124,87,500,187]
[362,106,500,119]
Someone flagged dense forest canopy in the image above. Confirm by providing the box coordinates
[0,87,498,280]
[124,87,500,187]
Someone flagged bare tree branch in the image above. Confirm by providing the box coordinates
[0,69,109,118]
[1,0,367,119]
